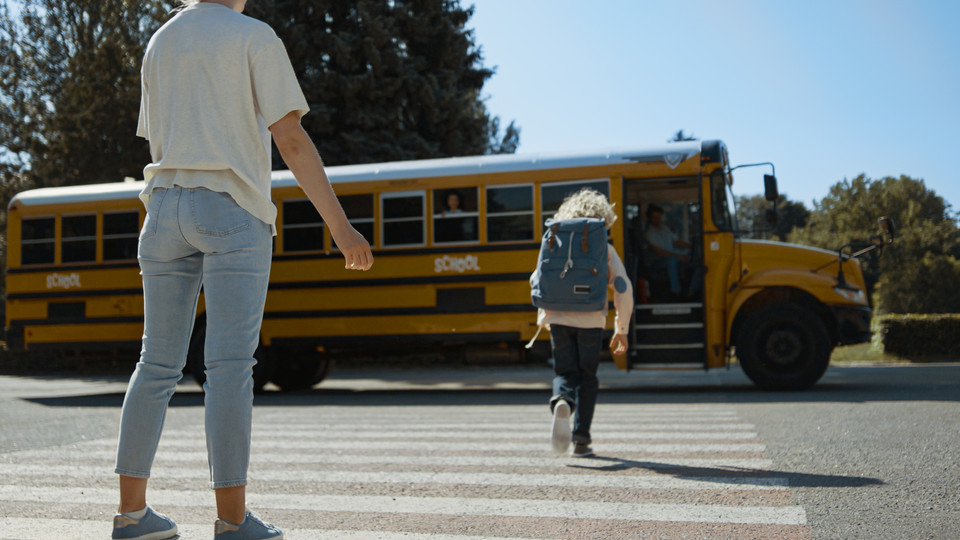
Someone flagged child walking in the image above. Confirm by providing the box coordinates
[534,189,633,457]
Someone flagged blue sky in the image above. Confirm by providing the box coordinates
[469,0,960,214]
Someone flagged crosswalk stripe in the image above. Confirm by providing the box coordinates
[245,422,758,431]
[264,412,747,421]
[58,439,769,453]
[0,519,525,540]
[156,430,762,440]
[0,486,808,525]
[0,464,789,490]
[4,449,774,469]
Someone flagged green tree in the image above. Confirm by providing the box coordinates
[245,0,519,166]
[0,0,169,189]
[668,129,697,142]
[735,193,810,241]
[788,174,960,314]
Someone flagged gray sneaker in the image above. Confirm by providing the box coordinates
[551,400,571,454]
[571,442,594,458]
[214,510,283,539]
[112,506,178,540]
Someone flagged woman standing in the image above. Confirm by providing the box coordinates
[112,1,373,539]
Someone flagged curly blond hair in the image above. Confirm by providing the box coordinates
[553,188,617,228]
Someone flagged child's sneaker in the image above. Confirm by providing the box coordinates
[214,510,283,539]
[112,506,178,540]
[571,442,594,458]
[551,399,571,454]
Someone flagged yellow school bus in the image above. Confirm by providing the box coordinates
[4,140,891,390]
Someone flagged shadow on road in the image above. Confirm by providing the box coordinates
[568,456,884,488]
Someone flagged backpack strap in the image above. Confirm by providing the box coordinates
[560,231,575,278]
[581,223,590,253]
[548,223,558,249]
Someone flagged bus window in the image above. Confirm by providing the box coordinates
[103,211,139,261]
[433,188,478,244]
[382,191,425,247]
[486,184,534,242]
[710,170,733,232]
[21,216,55,265]
[333,194,375,249]
[61,214,97,263]
[282,199,324,252]
[541,179,609,225]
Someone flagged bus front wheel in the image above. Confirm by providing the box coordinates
[736,303,831,391]
[186,315,275,393]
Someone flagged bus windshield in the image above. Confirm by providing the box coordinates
[709,169,735,232]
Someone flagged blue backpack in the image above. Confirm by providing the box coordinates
[530,217,609,312]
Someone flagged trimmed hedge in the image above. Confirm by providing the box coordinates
[873,314,960,360]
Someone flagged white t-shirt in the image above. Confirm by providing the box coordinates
[137,2,309,234]
[645,224,680,256]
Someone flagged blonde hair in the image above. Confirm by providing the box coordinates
[553,188,617,228]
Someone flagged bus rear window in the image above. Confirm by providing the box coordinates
[486,184,534,242]
[282,199,324,252]
[21,217,55,265]
[103,212,140,261]
[61,214,96,263]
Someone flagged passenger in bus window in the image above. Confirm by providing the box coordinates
[535,189,634,459]
[435,189,476,242]
[440,190,463,216]
[643,203,701,299]
[113,1,372,539]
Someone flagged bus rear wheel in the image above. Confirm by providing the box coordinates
[736,303,831,391]
[270,347,333,391]
[186,315,275,393]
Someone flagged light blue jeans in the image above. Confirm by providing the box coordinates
[115,186,272,489]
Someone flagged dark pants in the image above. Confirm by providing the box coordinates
[549,324,601,445]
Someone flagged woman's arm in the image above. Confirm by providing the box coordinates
[270,111,373,271]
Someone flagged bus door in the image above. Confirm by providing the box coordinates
[622,177,707,368]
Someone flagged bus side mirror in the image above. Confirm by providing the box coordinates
[765,208,778,226]
[764,174,779,202]
[878,216,896,243]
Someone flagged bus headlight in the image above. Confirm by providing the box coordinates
[834,286,866,304]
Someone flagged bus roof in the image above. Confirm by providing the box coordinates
[10,141,703,207]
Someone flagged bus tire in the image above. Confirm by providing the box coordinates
[736,303,831,391]
[186,315,275,393]
[270,349,333,391]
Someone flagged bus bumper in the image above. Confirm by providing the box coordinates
[831,306,872,345]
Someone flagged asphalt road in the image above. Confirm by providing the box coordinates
[0,361,957,539]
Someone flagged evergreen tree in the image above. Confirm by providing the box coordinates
[245,0,518,166]
[0,0,169,189]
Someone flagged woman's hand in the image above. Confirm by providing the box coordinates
[333,227,373,271]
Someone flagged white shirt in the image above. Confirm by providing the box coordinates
[137,2,309,234]
[645,223,680,256]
